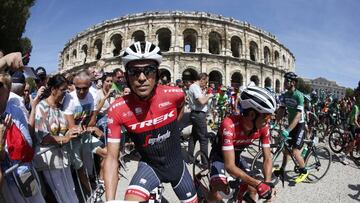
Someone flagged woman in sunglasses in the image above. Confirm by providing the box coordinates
[208,86,276,202]
[104,41,198,203]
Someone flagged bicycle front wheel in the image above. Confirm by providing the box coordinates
[250,150,279,185]
[192,151,211,202]
[305,145,332,183]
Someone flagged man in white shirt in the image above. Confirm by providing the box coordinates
[63,71,107,194]
[187,72,213,164]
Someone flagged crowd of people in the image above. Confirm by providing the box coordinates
[0,41,359,203]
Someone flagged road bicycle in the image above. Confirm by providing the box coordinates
[328,129,360,165]
[251,128,332,185]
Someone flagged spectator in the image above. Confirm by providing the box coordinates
[0,52,24,72]
[62,71,107,194]
[34,74,80,203]
[23,82,31,111]
[111,68,125,96]
[31,67,47,100]
[187,72,213,163]
[123,87,131,95]
[0,72,45,203]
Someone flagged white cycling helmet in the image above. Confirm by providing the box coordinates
[122,41,162,68]
[240,86,277,114]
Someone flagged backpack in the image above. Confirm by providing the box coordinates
[6,123,34,162]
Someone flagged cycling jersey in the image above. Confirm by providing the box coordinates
[282,89,305,123]
[349,104,359,126]
[210,115,270,184]
[216,93,228,106]
[107,85,197,202]
[211,115,270,160]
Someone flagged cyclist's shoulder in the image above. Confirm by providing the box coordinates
[108,95,131,112]
[222,115,241,127]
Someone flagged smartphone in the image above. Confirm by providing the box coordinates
[22,53,30,65]
[0,112,9,123]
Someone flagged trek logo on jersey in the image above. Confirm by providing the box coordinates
[143,130,171,147]
[109,100,126,112]
[130,110,175,130]
[159,101,172,108]
[164,89,183,93]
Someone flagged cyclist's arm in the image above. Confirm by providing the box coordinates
[104,142,120,201]
[177,103,185,122]
[262,147,272,182]
[223,150,261,188]
[287,111,301,131]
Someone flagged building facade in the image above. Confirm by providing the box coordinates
[306,77,346,99]
[59,11,295,92]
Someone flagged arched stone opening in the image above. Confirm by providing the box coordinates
[250,75,260,86]
[231,36,242,57]
[157,28,171,52]
[275,79,281,93]
[183,29,197,53]
[209,70,223,86]
[65,54,69,64]
[94,39,102,60]
[132,30,145,42]
[231,72,243,87]
[264,77,272,88]
[209,31,222,54]
[110,34,122,56]
[274,51,280,66]
[159,69,171,84]
[182,68,198,81]
[264,46,270,65]
[81,44,88,63]
[249,41,258,62]
[282,55,286,68]
[72,49,77,60]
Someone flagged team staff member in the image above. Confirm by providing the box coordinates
[276,72,308,183]
[104,41,197,202]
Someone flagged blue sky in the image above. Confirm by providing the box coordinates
[24,0,360,88]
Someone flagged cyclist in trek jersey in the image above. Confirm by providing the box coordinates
[104,41,197,203]
[208,86,276,202]
[275,72,308,183]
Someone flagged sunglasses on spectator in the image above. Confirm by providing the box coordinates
[75,86,90,91]
[126,65,158,77]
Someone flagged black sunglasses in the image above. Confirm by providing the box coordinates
[126,65,158,77]
[75,86,90,91]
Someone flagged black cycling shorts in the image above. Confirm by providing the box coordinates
[126,161,197,202]
[288,123,305,150]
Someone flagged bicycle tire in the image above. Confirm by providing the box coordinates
[250,150,279,185]
[328,130,345,153]
[305,145,332,183]
[192,151,211,202]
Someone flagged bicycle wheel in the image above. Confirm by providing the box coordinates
[250,150,279,185]
[328,130,345,153]
[305,146,331,183]
[192,151,211,202]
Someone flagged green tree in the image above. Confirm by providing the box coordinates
[345,88,354,98]
[297,77,312,94]
[0,0,35,55]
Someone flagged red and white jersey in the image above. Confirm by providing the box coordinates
[107,85,185,170]
[219,115,270,152]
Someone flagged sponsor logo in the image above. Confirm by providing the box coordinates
[164,89,183,93]
[186,192,192,197]
[234,139,253,144]
[130,110,175,130]
[109,100,126,112]
[223,129,233,136]
[135,107,142,115]
[159,101,172,108]
[108,118,113,124]
[143,130,171,147]
[122,111,133,117]
[223,139,231,144]
[140,178,147,185]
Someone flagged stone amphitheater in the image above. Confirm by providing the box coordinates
[59,11,295,92]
